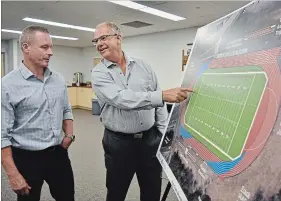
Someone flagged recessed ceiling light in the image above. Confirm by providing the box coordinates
[109,1,185,21]
[23,17,96,32]
[1,29,79,40]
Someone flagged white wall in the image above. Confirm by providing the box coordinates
[82,46,100,82]
[2,27,198,87]
[49,46,87,84]
[83,27,198,89]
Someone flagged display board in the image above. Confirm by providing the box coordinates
[157,1,281,201]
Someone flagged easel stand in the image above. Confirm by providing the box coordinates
[161,182,171,201]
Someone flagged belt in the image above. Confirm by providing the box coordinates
[106,127,153,139]
[12,145,61,153]
[44,145,61,151]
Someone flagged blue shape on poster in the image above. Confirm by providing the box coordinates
[207,153,245,175]
[197,61,210,78]
[180,124,192,138]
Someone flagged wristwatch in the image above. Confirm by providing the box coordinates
[65,134,75,142]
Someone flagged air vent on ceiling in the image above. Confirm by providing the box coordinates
[121,21,153,28]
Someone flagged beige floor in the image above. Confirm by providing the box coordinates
[1,109,178,201]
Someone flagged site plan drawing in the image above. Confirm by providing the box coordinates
[157,1,281,201]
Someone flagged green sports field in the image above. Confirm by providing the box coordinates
[184,66,268,161]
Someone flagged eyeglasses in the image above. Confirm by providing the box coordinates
[92,34,118,46]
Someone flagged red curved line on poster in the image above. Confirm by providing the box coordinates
[222,85,278,177]
[243,88,269,150]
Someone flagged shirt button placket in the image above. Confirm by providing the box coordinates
[45,86,53,130]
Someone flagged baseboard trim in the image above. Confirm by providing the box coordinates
[72,106,91,111]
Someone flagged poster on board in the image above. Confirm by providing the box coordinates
[157,1,281,201]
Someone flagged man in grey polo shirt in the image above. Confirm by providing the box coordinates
[91,22,192,201]
[1,25,75,201]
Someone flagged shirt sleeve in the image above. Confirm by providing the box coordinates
[151,69,169,135]
[91,69,164,110]
[1,86,14,148]
[63,83,73,121]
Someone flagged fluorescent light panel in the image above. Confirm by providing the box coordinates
[1,29,22,34]
[109,1,185,21]
[1,29,78,40]
[110,1,146,10]
[23,17,95,32]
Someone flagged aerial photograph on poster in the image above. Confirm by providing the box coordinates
[157,1,281,201]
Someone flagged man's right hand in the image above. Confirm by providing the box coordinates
[8,172,31,196]
[2,146,31,196]
[162,87,193,103]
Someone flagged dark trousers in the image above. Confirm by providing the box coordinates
[103,126,162,201]
[12,145,75,201]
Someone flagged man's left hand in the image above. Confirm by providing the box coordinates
[61,136,73,149]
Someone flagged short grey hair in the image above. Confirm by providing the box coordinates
[19,25,49,50]
[96,22,123,37]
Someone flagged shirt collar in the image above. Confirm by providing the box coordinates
[102,52,135,68]
[19,61,52,80]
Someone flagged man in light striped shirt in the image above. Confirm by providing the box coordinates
[1,25,75,201]
[91,22,192,201]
